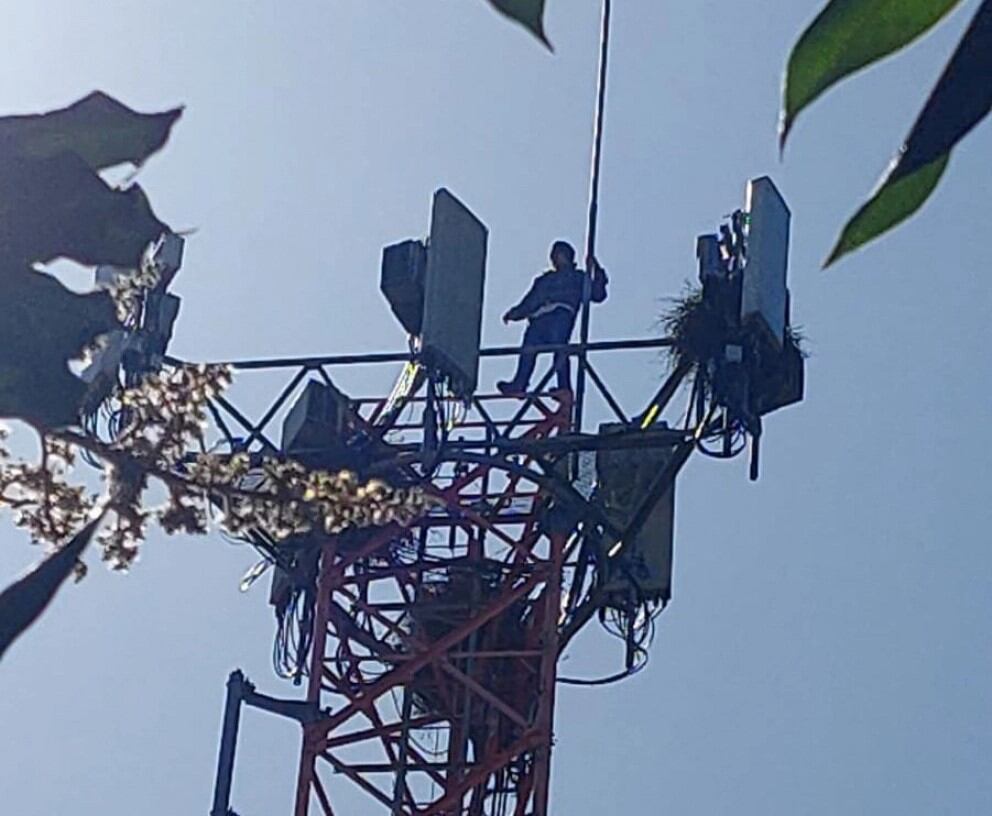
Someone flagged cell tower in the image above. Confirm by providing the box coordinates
[180,179,805,815]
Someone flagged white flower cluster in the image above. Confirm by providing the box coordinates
[0,366,438,572]
[203,456,434,541]
[103,255,161,324]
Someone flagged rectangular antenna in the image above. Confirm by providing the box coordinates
[421,188,488,398]
[741,177,790,348]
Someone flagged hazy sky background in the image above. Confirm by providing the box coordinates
[1,1,990,814]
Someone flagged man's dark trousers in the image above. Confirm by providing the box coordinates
[506,310,575,392]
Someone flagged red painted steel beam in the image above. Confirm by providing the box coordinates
[295,395,571,815]
[417,732,544,816]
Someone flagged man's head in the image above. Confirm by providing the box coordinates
[550,240,576,271]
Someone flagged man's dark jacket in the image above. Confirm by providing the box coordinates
[505,264,608,323]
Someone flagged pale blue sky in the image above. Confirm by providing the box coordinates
[0,2,990,814]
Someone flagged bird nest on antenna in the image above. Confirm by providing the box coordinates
[660,284,806,373]
[659,283,807,423]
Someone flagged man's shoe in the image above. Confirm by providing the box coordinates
[497,380,526,397]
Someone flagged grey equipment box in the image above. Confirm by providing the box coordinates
[381,239,427,336]
[596,424,677,605]
[281,379,356,470]
[420,188,488,399]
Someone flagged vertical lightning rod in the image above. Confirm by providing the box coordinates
[211,670,246,816]
[574,0,612,434]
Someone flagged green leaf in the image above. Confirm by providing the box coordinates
[0,517,101,661]
[825,154,948,267]
[826,1,992,266]
[486,0,551,49]
[781,0,962,147]
[0,91,182,171]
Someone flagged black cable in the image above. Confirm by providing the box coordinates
[695,423,747,459]
[557,652,649,686]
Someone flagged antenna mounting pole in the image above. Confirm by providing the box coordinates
[574,0,613,434]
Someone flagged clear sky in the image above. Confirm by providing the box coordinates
[1,1,990,814]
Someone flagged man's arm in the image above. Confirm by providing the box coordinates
[503,277,543,323]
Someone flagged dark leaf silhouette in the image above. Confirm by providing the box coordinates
[487,0,551,49]
[0,517,101,661]
[0,90,182,171]
[0,265,119,427]
[827,0,992,265]
[884,0,992,180]
[0,92,179,428]
[0,151,169,268]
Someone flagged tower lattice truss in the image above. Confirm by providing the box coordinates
[293,392,572,816]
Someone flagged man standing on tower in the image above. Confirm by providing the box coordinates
[497,240,608,396]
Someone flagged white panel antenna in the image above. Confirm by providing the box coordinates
[741,177,790,348]
[421,188,488,398]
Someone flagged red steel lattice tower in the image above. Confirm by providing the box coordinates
[202,338,697,816]
[202,173,801,816]
[293,390,573,816]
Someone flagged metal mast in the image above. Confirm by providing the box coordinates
[574,0,613,434]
